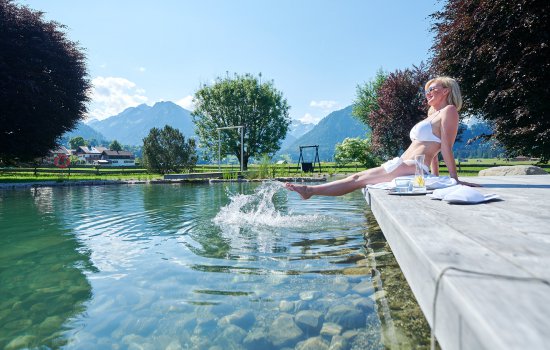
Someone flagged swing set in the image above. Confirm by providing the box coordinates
[297,145,321,173]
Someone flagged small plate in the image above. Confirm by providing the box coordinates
[388,190,432,196]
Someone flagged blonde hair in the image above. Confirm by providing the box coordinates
[425,76,463,112]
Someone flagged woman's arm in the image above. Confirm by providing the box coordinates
[439,106,480,186]
[439,106,459,181]
[430,153,440,176]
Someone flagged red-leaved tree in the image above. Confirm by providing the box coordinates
[1,0,90,164]
[369,65,431,158]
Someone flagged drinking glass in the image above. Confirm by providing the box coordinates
[412,154,426,192]
[394,178,411,193]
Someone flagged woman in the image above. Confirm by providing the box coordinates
[285,76,478,200]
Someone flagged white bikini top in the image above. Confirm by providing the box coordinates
[410,117,441,143]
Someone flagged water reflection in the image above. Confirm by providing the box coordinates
[0,183,431,349]
[0,188,93,349]
[363,208,433,349]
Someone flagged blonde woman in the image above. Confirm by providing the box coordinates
[285,76,479,200]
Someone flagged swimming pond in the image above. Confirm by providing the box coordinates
[0,181,431,349]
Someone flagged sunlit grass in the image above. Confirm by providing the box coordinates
[0,171,161,183]
[1,159,547,183]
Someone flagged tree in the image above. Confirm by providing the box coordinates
[192,73,291,170]
[431,0,549,161]
[369,65,431,158]
[334,137,380,168]
[353,69,387,127]
[69,154,81,165]
[69,136,86,150]
[109,140,122,151]
[142,125,197,174]
[0,0,90,164]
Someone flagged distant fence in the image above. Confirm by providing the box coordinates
[0,166,148,175]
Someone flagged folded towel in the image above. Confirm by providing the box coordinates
[428,185,500,204]
[425,176,457,190]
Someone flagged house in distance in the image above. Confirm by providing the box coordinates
[98,150,135,166]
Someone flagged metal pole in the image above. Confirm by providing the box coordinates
[218,129,221,172]
[240,126,244,172]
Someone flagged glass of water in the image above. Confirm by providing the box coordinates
[394,178,411,193]
[412,154,426,192]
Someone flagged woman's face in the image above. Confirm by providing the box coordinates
[425,81,449,106]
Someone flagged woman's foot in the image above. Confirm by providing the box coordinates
[285,183,313,200]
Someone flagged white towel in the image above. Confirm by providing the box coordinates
[428,185,500,204]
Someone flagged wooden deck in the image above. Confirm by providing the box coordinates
[364,175,550,350]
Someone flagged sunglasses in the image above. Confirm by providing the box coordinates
[425,86,444,95]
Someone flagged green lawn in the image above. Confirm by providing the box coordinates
[437,158,549,177]
[0,166,159,182]
[1,159,548,183]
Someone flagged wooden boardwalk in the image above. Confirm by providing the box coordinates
[364,175,550,350]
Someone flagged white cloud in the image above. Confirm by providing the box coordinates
[87,76,148,120]
[175,95,195,111]
[298,113,321,124]
[138,67,146,72]
[309,100,339,111]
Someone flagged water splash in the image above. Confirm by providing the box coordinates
[213,181,334,229]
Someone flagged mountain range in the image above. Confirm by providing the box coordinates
[65,101,346,160]
[279,119,315,151]
[278,105,369,161]
[63,101,498,162]
[60,122,107,145]
[88,101,196,145]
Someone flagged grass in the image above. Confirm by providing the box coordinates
[438,158,549,177]
[0,169,161,183]
[1,158,548,183]
[0,174,162,183]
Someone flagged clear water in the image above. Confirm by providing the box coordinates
[0,181,414,349]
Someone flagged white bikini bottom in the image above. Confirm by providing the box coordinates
[382,157,430,174]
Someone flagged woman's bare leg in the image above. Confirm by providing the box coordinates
[285,164,415,199]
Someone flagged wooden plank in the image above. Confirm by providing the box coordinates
[366,175,550,350]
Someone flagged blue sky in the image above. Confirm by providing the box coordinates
[19,0,441,124]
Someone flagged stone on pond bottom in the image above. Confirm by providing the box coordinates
[320,322,342,337]
[269,313,304,347]
[295,310,324,333]
[325,304,365,330]
[295,336,330,350]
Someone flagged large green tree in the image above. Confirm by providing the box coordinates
[431,0,549,161]
[0,0,90,164]
[353,69,387,127]
[192,73,291,170]
[142,125,197,174]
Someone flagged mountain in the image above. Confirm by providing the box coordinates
[289,119,315,139]
[60,122,108,145]
[87,101,195,145]
[454,120,504,158]
[278,105,370,161]
[280,120,316,150]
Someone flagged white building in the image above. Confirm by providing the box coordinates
[99,150,136,166]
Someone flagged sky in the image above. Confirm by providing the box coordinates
[19,0,442,124]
